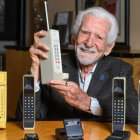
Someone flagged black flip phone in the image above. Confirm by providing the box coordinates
[112,77,126,132]
[63,119,83,140]
[55,119,83,140]
[23,75,35,130]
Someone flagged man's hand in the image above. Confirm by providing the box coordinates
[29,30,49,82]
[48,80,91,111]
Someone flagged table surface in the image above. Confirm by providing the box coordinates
[0,121,140,140]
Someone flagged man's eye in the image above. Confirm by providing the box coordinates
[83,31,88,35]
[80,30,89,35]
[97,35,104,40]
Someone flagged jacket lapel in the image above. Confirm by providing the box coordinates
[62,54,79,85]
[87,56,111,97]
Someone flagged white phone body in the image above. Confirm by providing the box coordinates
[40,29,69,84]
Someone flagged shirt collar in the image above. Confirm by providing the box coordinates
[78,62,98,74]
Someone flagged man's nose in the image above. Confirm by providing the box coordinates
[85,34,95,47]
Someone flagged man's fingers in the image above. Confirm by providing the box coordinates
[49,80,67,86]
[30,42,50,58]
[49,80,76,87]
[34,30,47,44]
[50,84,68,91]
[33,42,49,51]
[34,30,47,37]
[30,47,47,59]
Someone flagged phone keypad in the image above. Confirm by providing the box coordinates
[54,44,61,68]
[24,96,34,120]
[113,99,124,124]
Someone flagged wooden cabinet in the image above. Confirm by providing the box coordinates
[6,49,31,119]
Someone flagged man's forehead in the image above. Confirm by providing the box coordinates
[81,16,110,31]
[82,14,110,24]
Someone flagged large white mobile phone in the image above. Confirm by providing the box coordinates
[40,29,69,84]
[112,77,126,132]
[40,1,69,84]
[23,75,35,130]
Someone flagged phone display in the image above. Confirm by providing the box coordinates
[114,79,124,98]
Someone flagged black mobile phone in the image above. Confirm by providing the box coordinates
[23,75,35,130]
[63,119,83,140]
[112,77,126,132]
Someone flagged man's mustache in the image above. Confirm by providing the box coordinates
[78,44,97,53]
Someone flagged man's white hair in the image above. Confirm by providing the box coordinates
[72,7,118,45]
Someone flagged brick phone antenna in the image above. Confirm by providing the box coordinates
[39,1,69,84]
[44,0,49,31]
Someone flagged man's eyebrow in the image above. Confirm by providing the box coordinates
[80,27,88,31]
[80,27,106,39]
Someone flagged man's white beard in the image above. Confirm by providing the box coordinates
[76,44,99,66]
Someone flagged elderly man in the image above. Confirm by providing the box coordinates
[16,7,138,123]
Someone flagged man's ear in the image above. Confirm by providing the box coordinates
[104,43,115,56]
[71,34,76,45]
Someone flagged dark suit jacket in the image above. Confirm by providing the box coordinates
[16,54,138,123]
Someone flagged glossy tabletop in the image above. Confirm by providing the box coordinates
[0,121,140,140]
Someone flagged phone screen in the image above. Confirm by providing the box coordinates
[114,79,124,98]
[24,77,34,94]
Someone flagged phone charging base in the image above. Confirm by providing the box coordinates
[106,130,130,140]
[55,128,83,140]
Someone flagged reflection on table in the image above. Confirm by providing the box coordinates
[0,121,140,140]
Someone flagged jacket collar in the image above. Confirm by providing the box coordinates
[87,56,112,97]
